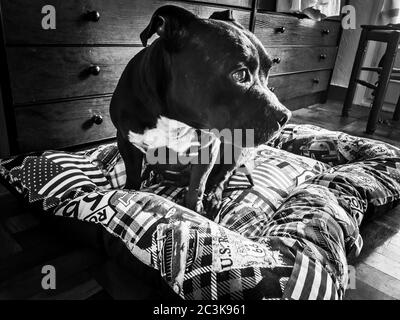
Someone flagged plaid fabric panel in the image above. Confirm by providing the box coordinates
[81,143,123,189]
[83,143,128,189]
[108,160,127,189]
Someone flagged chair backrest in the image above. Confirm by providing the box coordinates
[362,24,400,31]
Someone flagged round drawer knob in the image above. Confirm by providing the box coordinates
[272,57,281,64]
[269,86,276,93]
[320,53,327,60]
[313,78,320,84]
[85,10,101,22]
[322,28,330,35]
[91,114,103,125]
[275,26,286,33]
[88,65,101,76]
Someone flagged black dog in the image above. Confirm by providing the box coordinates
[110,5,291,216]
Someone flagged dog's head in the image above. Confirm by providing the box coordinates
[141,5,291,146]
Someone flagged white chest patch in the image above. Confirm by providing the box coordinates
[128,116,205,154]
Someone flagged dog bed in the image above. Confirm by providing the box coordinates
[1,124,399,300]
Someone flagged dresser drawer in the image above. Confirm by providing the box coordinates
[268,46,338,75]
[254,13,341,46]
[269,70,331,101]
[8,47,141,105]
[15,97,115,152]
[1,0,251,45]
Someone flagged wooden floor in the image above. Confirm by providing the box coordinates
[0,100,399,300]
[292,101,400,300]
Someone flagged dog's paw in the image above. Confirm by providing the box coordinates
[204,185,224,220]
[195,201,205,215]
[184,191,205,215]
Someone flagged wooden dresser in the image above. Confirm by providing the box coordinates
[0,0,342,156]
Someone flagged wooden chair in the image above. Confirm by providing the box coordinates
[342,25,400,134]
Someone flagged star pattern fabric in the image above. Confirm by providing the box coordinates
[10,156,64,203]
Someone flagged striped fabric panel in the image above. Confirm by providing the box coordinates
[283,252,339,300]
[227,158,295,192]
[227,172,252,189]
[253,162,293,189]
[44,152,110,188]
[5,155,98,207]
[218,155,303,232]
[38,168,96,199]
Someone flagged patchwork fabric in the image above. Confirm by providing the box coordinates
[1,124,400,300]
[270,124,400,165]
[305,159,400,228]
[52,189,336,300]
[269,124,400,213]
[216,145,329,238]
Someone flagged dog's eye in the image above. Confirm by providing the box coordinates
[231,69,250,83]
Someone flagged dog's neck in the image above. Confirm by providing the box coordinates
[140,40,209,130]
[137,40,169,119]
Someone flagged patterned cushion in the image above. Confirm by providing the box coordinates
[52,189,340,300]
[1,124,400,300]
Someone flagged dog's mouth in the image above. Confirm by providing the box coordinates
[263,108,291,144]
[270,122,285,141]
[251,121,284,147]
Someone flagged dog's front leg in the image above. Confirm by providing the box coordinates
[117,132,144,190]
[185,137,221,215]
[204,142,242,218]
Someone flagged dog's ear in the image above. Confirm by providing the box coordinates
[209,10,246,30]
[209,10,235,22]
[140,5,197,48]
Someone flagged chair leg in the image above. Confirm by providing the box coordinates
[342,29,369,117]
[394,95,400,121]
[366,37,399,134]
